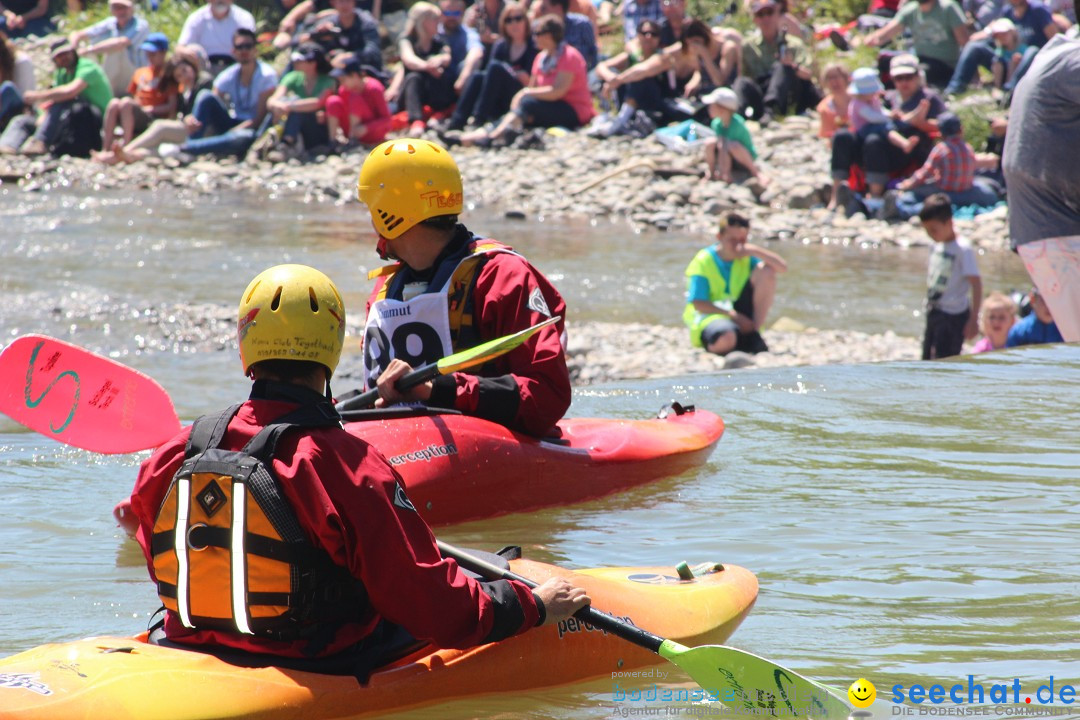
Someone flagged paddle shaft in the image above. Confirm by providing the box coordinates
[436,541,664,654]
[336,364,438,412]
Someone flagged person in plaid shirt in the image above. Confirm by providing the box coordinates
[881,112,1001,220]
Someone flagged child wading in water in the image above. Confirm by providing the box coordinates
[848,66,918,155]
[701,87,769,186]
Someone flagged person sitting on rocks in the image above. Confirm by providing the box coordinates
[832,54,948,207]
[68,0,149,97]
[386,2,456,136]
[944,0,1012,95]
[988,1,1056,95]
[99,32,177,150]
[261,42,336,160]
[0,0,53,39]
[460,14,593,146]
[0,38,112,157]
[701,87,768,185]
[883,112,1000,220]
[297,0,383,72]
[683,212,787,358]
[658,0,689,46]
[1005,287,1064,346]
[528,0,598,69]
[162,28,277,159]
[0,28,37,132]
[735,0,819,125]
[463,0,506,66]
[440,1,537,133]
[603,19,733,125]
[865,0,970,89]
[93,52,213,165]
[847,66,920,154]
[593,18,666,135]
[325,59,391,147]
[816,63,851,210]
[969,290,1017,353]
[439,0,485,103]
[177,0,257,77]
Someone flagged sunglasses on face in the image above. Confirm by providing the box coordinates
[234,42,255,50]
[639,29,659,37]
[442,9,462,16]
[506,14,526,22]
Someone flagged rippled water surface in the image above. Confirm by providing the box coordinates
[1,187,1076,718]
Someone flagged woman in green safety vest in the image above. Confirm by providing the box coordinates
[682,212,788,356]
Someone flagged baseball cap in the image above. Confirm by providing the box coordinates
[109,0,134,6]
[989,17,1017,34]
[331,58,370,77]
[290,42,323,63]
[701,87,739,111]
[49,39,76,57]
[140,32,169,53]
[937,112,962,137]
[889,53,919,77]
[749,0,777,12]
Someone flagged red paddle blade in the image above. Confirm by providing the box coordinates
[0,335,181,454]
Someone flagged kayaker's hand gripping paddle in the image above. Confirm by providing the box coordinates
[335,315,559,412]
[438,541,853,720]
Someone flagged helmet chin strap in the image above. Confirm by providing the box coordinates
[376,236,397,261]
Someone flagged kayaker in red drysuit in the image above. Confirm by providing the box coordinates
[356,138,571,438]
[128,264,589,678]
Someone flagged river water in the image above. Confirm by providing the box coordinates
[1,186,1077,719]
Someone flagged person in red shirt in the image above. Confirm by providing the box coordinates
[356,138,572,438]
[128,263,588,676]
[100,31,177,148]
[325,58,392,147]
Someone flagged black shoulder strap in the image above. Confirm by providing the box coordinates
[241,400,342,463]
[184,404,244,458]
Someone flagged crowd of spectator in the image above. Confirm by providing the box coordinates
[2,0,1075,186]
[0,0,1075,354]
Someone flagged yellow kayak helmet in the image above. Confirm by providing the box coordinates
[237,264,347,377]
[356,138,464,239]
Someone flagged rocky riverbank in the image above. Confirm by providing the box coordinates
[4,44,998,379]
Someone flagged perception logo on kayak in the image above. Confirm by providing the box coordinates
[386,443,459,466]
[0,672,53,696]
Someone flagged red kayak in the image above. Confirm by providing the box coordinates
[115,402,723,532]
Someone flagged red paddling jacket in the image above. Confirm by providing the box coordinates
[129,381,541,662]
[364,226,571,437]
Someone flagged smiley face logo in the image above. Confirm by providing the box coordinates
[848,678,876,708]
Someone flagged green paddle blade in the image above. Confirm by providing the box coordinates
[435,315,559,374]
[658,640,851,720]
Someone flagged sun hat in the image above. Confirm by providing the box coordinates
[848,67,884,95]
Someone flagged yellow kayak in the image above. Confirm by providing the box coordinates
[0,556,758,719]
